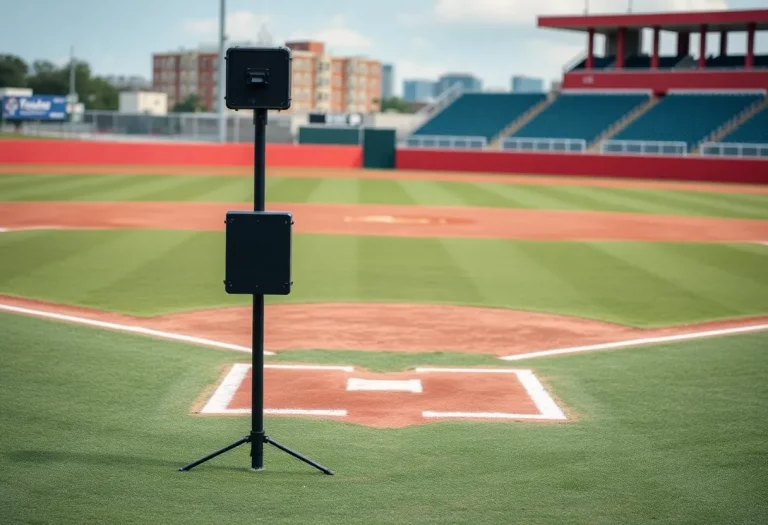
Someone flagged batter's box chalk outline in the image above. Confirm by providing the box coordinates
[199,364,567,422]
[414,368,566,421]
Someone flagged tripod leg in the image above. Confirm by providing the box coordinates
[264,436,334,475]
[178,435,250,472]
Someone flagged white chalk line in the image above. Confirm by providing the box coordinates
[201,363,251,413]
[0,303,275,356]
[500,323,768,361]
[422,411,557,420]
[0,226,64,233]
[201,363,566,421]
[265,364,355,372]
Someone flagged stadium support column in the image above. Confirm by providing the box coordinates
[677,32,690,58]
[651,27,660,69]
[587,28,595,69]
[699,25,707,69]
[616,27,626,69]
[746,23,755,69]
[720,31,728,57]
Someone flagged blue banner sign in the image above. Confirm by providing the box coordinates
[2,95,69,121]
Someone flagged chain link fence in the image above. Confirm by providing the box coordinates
[2,110,297,144]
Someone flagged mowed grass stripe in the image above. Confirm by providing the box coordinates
[354,235,486,306]
[1,230,765,326]
[0,230,237,315]
[585,242,766,325]
[571,185,768,220]
[0,174,153,201]
[3,174,767,219]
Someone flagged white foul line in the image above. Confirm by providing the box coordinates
[0,303,274,355]
[500,323,768,361]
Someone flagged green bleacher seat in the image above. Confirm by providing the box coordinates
[411,93,546,141]
[510,93,649,143]
[613,93,763,150]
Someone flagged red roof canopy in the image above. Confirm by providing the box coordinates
[538,9,768,33]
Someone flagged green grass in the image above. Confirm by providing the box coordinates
[2,174,768,218]
[1,313,767,524]
[1,230,766,327]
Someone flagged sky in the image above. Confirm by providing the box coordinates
[2,0,767,94]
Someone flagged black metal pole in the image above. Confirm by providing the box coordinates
[251,108,267,470]
[178,105,332,475]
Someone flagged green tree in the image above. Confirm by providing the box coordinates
[379,96,415,114]
[24,59,119,110]
[0,54,29,88]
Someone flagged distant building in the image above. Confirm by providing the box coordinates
[381,64,394,100]
[152,48,219,111]
[152,41,382,114]
[118,91,168,115]
[436,73,482,96]
[403,79,436,102]
[285,41,382,114]
[511,75,545,93]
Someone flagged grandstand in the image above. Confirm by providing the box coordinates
[408,93,546,147]
[719,103,768,144]
[509,93,649,144]
[404,8,768,158]
[611,92,765,152]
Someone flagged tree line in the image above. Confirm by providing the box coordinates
[0,54,119,110]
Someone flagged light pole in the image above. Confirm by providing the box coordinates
[218,0,227,143]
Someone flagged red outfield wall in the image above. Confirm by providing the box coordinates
[0,139,363,168]
[397,149,768,185]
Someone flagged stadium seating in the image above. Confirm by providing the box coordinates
[509,93,649,144]
[706,55,768,68]
[571,55,686,70]
[410,93,546,141]
[719,105,768,144]
[612,93,764,150]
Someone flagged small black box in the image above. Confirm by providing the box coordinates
[224,211,292,295]
[225,46,292,110]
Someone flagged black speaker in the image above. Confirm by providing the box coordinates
[225,46,292,110]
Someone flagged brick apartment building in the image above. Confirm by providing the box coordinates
[151,41,382,114]
[152,48,219,111]
[285,41,382,114]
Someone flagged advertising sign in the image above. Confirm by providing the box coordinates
[2,95,69,121]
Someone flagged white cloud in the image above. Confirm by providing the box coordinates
[432,0,728,25]
[411,36,431,50]
[288,15,373,51]
[183,11,271,42]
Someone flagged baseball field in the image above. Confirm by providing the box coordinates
[1,163,767,524]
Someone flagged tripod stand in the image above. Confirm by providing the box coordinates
[178,108,333,476]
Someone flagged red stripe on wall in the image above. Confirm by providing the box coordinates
[0,139,363,168]
[396,149,768,185]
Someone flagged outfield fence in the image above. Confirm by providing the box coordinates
[699,142,768,158]
[601,140,689,156]
[501,137,587,153]
[403,135,488,150]
[1,110,296,144]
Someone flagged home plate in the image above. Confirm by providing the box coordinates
[346,378,423,393]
